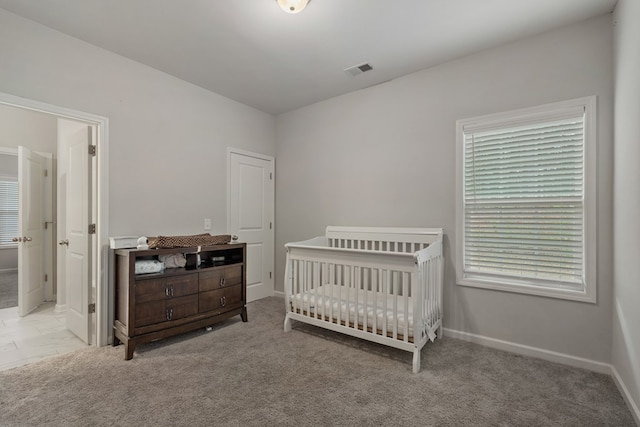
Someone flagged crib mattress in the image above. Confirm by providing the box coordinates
[288,284,415,338]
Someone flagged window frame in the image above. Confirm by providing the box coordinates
[455,96,597,303]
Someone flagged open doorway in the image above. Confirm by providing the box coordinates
[0,93,109,370]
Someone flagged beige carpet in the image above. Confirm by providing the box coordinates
[0,297,634,426]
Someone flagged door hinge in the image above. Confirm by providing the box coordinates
[44,274,48,282]
[270,222,272,230]
[88,145,96,156]
[44,169,48,177]
[269,272,272,279]
[88,303,96,314]
[270,172,273,180]
[88,223,96,234]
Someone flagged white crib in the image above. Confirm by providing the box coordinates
[283,226,444,373]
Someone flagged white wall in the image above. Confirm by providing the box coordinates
[0,8,276,238]
[612,0,640,419]
[0,105,57,271]
[276,15,613,363]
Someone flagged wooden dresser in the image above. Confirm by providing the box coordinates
[113,243,247,360]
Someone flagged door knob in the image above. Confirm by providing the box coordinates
[12,237,22,242]
[23,237,32,242]
[59,239,69,246]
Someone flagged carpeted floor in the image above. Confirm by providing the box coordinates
[0,297,634,426]
[0,270,18,309]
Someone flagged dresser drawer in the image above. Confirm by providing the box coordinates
[135,274,198,303]
[199,265,242,292]
[199,285,243,314]
[135,294,198,327]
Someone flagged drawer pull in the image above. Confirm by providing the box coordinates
[165,286,175,297]
[166,308,174,321]
[220,277,226,287]
[220,296,226,307]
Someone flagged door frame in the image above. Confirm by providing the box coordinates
[0,92,111,347]
[226,147,275,301]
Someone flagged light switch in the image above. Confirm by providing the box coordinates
[204,218,211,230]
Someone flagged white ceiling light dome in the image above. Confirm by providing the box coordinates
[276,0,311,14]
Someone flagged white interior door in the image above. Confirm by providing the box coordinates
[17,146,46,316]
[228,149,274,302]
[63,125,92,344]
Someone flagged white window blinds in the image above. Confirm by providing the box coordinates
[0,180,19,247]
[463,114,585,286]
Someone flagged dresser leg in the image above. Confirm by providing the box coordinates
[241,306,248,322]
[124,340,136,360]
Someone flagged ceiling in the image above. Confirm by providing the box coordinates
[0,0,617,115]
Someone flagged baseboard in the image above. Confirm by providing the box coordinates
[443,327,611,374]
[273,290,285,298]
[610,365,640,425]
[0,268,18,273]
[54,303,67,314]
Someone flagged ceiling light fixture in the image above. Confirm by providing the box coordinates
[276,0,310,14]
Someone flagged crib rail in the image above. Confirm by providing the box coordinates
[284,227,444,373]
[287,256,416,343]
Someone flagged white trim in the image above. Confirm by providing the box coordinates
[226,147,275,163]
[273,290,285,298]
[455,96,597,303]
[0,91,110,347]
[443,327,611,374]
[0,268,18,273]
[0,147,18,155]
[611,365,640,425]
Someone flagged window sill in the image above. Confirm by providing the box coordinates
[457,275,596,304]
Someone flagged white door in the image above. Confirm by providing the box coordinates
[228,149,274,302]
[17,146,46,316]
[62,125,92,344]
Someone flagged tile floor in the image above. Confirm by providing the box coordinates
[0,303,87,371]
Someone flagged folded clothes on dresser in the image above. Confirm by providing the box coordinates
[134,259,165,275]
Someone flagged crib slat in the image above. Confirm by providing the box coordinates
[314,261,319,319]
[403,272,409,342]
[353,265,358,329]
[392,271,398,340]
[362,267,368,333]
[374,268,380,335]
[321,262,326,320]
[336,264,342,325]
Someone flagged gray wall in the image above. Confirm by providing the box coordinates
[612,0,640,417]
[0,104,58,153]
[0,8,277,238]
[276,15,613,363]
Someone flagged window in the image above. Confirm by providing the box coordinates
[0,179,19,248]
[456,97,596,302]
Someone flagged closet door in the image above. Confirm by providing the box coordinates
[227,149,274,303]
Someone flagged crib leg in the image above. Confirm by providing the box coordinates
[437,323,443,339]
[283,313,292,332]
[412,349,421,374]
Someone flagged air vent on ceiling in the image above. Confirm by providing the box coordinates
[344,62,373,77]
